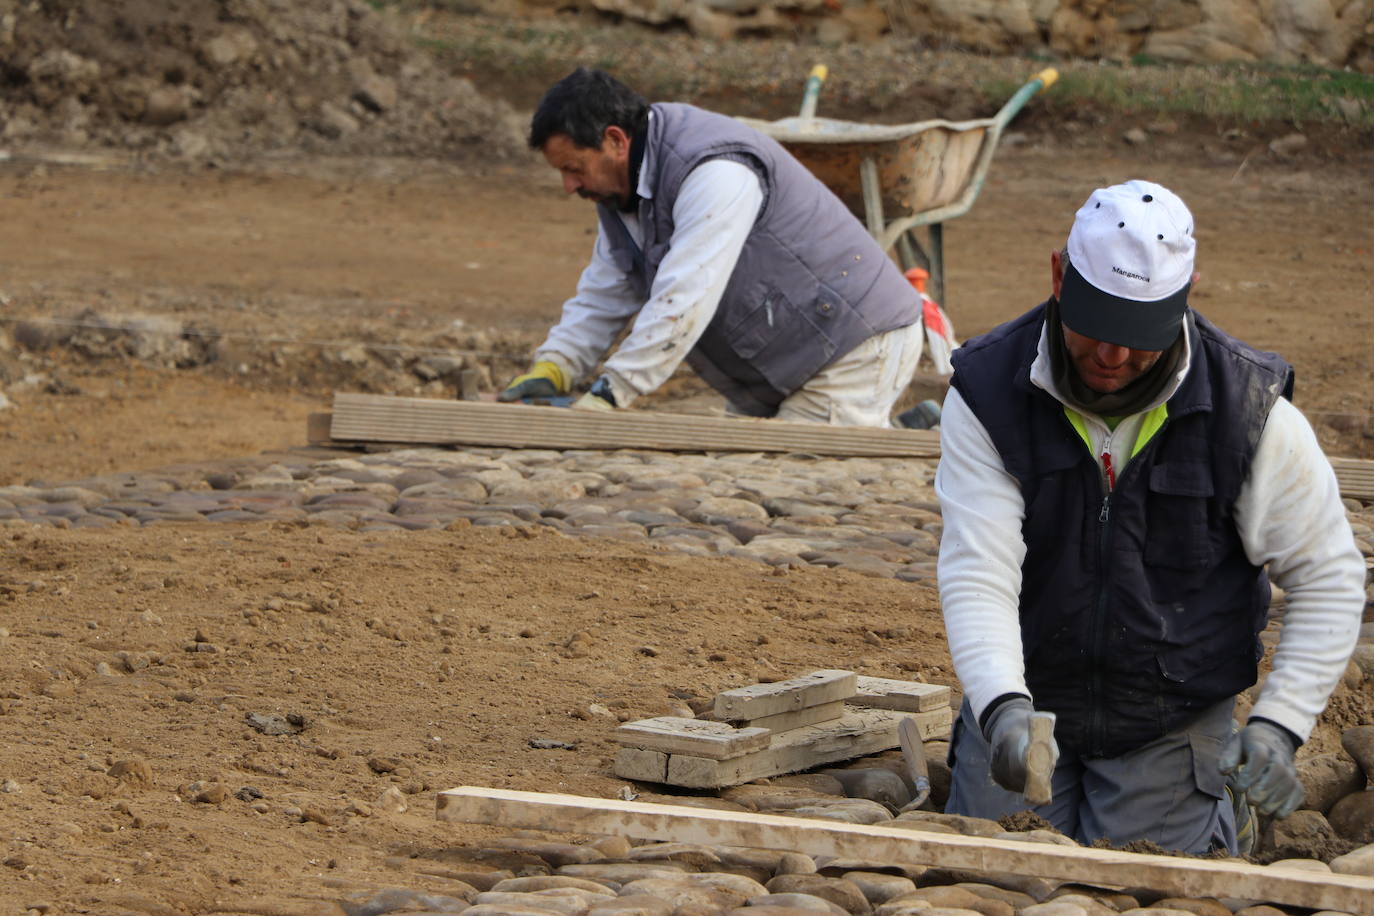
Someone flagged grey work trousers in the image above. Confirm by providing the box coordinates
[945,698,1238,855]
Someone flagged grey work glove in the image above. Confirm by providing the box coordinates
[982,696,1057,795]
[1219,719,1305,818]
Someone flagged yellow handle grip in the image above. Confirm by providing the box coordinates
[809,64,828,83]
[1033,67,1059,93]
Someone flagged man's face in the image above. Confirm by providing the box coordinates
[542,128,632,208]
[1061,325,1165,393]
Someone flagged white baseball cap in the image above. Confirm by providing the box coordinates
[1060,179,1195,350]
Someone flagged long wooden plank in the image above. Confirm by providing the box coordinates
[714,670,858,720]
[435,787,1374,915]
[328,393,941,458]
[321,395,1374,501]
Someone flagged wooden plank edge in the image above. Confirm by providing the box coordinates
[435,787,1374,915]
[307,412,335,446]
[330,393,941,458]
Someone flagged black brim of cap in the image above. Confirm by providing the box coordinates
[1059,262,1189,351]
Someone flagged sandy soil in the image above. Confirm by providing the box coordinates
[0,84,1372,916]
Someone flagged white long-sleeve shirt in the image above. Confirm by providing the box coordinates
[535,157,764,407]
[936,317,1364,742]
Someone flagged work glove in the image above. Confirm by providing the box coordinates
[497,360,568,402]
[1219,719,1305,818]
[982,696,1057,795]
[571,376,618,412]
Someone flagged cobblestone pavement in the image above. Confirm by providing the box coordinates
[5,444,1372,585]
[0,447,953,582]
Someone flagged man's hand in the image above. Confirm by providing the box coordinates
[1219,720,1305,818]
[983,697,1058,795]
[498,360,568,402]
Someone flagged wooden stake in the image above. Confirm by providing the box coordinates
[435,787,1374,915]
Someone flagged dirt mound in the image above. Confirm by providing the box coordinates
[0,0,527,165]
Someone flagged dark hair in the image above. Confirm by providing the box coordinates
[528,67,649,151]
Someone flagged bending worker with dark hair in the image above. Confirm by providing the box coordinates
[935,179,1363,854]
[499,67,924,426]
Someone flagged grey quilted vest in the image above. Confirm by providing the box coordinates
[596,103,921,416]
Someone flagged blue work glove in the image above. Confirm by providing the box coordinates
[498,360,568,402]
[1219,719,1305,818]
[982,696,1056,794]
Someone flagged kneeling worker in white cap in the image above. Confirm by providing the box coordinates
[934,179,1363,854]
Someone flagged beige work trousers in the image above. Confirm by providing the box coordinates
[770,321,925,428]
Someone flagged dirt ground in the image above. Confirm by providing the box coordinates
[0,138,1369,916]
[0,8,1373,914]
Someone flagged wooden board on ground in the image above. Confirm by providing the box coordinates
[714,669,858,721]
[1332,456,1374,501]
[743,699,846,732]
[324,394,942,458]
[436,787,1374,916]
[849,676,951,712]
[316,399,1374,502]
[662,708,947,789]
[613,747,668,783]
[613,718,771,760]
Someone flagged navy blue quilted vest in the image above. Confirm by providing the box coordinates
[950,303,1294,757]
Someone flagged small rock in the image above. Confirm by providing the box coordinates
[1341,724,1374,782]
[745,892,847,913]
[763,875,870,914]
[345,888,470,914]
[180,781,228,804]
[299,805,333,826]
[1123,127,1149,146]
[841,870,916,905]
[107,759,153,785]
[1329,840,1374,876]
[376,785,407,813]
[1327,789,1374,844]
[1268,133,1308,157]
[1297,753,1365,813]
[775,852,818,876]
[245,712,302,736]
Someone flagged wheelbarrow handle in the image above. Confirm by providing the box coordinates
[799,64,828,119]
[1032,67,1059,93]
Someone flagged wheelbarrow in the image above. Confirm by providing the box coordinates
[738,66,1057,309]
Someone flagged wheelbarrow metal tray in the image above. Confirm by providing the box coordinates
[737,114,994,222]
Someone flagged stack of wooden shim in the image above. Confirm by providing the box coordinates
[613,670,952,788]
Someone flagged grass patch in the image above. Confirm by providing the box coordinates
[1025,59,1374,126]
[404,7,1373,131]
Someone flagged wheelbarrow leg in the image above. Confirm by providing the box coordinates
[859,155,885,241]
[928,222,945,308]
[898,226,947,310]
[896,232,924,274]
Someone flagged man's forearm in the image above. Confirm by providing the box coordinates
[1238,398,1365,741]
[936,389,1033,721]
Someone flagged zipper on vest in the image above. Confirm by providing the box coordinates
[1097,430,1116,523]
[1089,425,1117,756]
